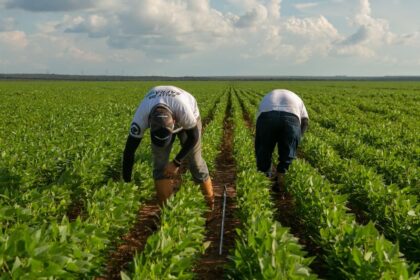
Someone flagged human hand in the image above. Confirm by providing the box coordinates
[164,161,179,178]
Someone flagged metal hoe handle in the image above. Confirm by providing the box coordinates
[219,184,227,255]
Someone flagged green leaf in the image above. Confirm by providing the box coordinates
[12,257,23,273]
[121,271,132,280]
[203,241,211,251]
[407,210,416,217]
[364,251,373,261]
[352,248,362,266]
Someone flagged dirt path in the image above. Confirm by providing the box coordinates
[97,90,230,279]
[235,89,253,130]
[236,92,328,278]
[97,198,160,280]
[193,91,239,279]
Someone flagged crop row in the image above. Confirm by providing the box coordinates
[236,85,419,166]
[300,133,420,263]
[307,121,418,195]
[0,83,226,278]
[235,90,420,275]
[228,90,316,279]
[122,87,229,278]
[287,159,418,279]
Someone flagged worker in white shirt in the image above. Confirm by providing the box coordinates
[255,89,309,190]
[122,85,214,215]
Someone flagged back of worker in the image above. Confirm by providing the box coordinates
[255,89,309,190]
[122,85,214,214]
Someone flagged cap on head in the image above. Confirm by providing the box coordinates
[150,105,175,147]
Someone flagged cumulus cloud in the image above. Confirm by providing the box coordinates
[235,4,268,28]
[4,0,100,11]
[333,0,415,57]
[62,14,115,38]
[29,33,104,63]
[0,31,28,48]
[284,16,340,40]
[279,16,342,63]
[50,0,341,63]
[267,0,281,20]
[54,0,237,57]
[3,0,418,73]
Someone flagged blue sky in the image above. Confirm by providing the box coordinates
[0,0,419,76]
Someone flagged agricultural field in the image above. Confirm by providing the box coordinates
[0,80,419,279]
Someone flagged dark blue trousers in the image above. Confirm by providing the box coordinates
[255,111,301,173]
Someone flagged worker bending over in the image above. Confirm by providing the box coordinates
[122,85,214,213]
[255,89,309,190]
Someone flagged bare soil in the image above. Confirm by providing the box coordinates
[97,90,237,279]
[236,95,330,278]
[193,91,239,279]
[271,183,328,278]
[97,198,160,280]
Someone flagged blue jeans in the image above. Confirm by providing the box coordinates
[255,111,301,173]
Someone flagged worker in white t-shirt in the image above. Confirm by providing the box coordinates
[122,85,214,212]
[256,89,309,190]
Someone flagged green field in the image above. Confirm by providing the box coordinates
[0,80,419,279]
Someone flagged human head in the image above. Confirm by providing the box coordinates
[150,105,175,147]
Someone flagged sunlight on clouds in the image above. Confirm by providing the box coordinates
[1,0,420,75]
[0,30,28,48]
[284,16,340,39]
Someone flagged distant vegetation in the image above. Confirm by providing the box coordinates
[2,73,420,81]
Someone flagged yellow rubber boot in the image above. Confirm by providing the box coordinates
[200,177,214,210]
[155,179,174,206]
[201,177,215,223]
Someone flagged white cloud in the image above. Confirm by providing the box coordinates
[2,0,419,75]
[267,0,281,20]
[279,16,341,63]
[23,33,105,64]
[53,0,237,57]
[294,3,319,11]
[334,44,375,58]
[0,30,28,48]
[284,16,340,40]
[334,0,416,58]
[59,0,338,63]
[235,4,268,28]
[62,14,115,38]
[37,21,61,33]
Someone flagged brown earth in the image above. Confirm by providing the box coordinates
[97,90,235,279]
[97,198,160,280]
[236,92,329,278]
[193,90,239,279]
